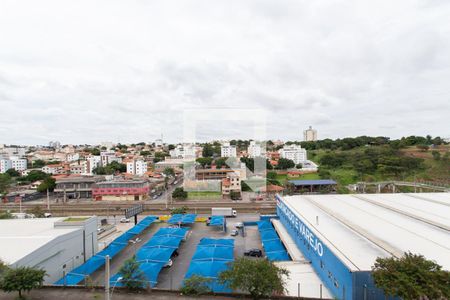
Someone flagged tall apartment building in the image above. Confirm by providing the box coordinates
[86,156,101,175]
[0,157,27,173]
[303,126,317,141]
[279,144,307,164]
[126,160,148,176]
[221,142,237,158]
[247,141,266,158]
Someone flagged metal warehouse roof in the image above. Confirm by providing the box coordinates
[280,193,450,272]
[0,218,80,265]
[288,179,337,186]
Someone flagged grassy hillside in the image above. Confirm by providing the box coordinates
[311,145,450,187]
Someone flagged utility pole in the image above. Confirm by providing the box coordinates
[105,255,110,300]
[47,189,50,211]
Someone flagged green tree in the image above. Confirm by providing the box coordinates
[5,169,21,177]
[0,266,46,299]
[202,144,213,157]
[37,177,56,193]
[31,160,46,168]
[118,257,147,290]
[180,275,212,296]
[276,158,295,170]
[172,187,188,200]
[139,151,151,156]
[219,257,289,299]
[215,157,228,169]
[0,174,11,196]
[431,150,441,160]
[196,157,213,168]
[171,206,188,214]
[372,252,450,300]
[163,167,175,177]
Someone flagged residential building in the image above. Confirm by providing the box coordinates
[0,147,26,157]
[42,164,66,175]
[92,180,149,201]
[100,151,122,166]
[279,144,307,164]
[303,126,317,141]
[66,153,80,162]
[221,173,241,195]
[169,144,196,159]
[86,156,101,175]
[69,161,85,175]
[0,157,27,173]
[0,159,12,173]
[247,141,266,158]
[126,159,148,176]
[221,142,237,158]
[10,157,27,171]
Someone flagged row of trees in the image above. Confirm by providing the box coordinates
[1,170,56,197]
[286,135,446,151]
[92,161,126,175]
[319,147,424,178]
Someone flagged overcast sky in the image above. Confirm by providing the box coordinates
[0,0,449,145]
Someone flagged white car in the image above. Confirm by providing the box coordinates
[120,218,130,223]
[235,222,244,228]
[164,259,173,268]
[230,229,239,236]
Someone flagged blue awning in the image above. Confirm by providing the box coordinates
[209,215,224,226]
[192,246,234,261]
[199,238,234,247]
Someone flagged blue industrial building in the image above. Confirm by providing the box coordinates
[275,193,450,300]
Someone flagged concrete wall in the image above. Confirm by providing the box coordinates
[13,229,85,283]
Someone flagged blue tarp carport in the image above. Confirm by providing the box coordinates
[257,221,291,262]
[192,246,234,261]
[143,236,183,249]
[153,227,188,237]
[184,238,235,293]
[185,260,232,292]
[136,247,174,264]
[199,238,234,247]
[168,214,197,224]
[110,262,164,288]
[55,216,157,285]
[110,226,189,288]
[209,215,224,226]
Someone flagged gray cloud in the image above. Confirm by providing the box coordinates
[0,0,449,145]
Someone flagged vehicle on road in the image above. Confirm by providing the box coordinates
[44,212,52,218]
[120,218,130,223]
[244,249,262,257]
[97,228,105,234]
[211,207,237,217]
[164,259,173,268]
[230,229,238,236]
[235,222,244,228]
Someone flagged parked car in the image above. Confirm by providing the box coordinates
[97,228,105,234]
[230,229,239,236]
[120,218,130,223]
[244,249,262,257]
[235,222,244,228]
[44,212,52,218]
[164,259,173,268]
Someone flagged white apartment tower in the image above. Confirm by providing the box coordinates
[247,141,266,158]
[221,142,237,158]
[303,126,318,141]
[278,144,307,164]
[126,160,148,176]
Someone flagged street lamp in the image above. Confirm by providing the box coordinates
[110,276,123,299]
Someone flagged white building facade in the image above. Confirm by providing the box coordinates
[126,160,148,176]
[0,157,27,173]
[279,144,307,164]
[247,141,266,158]
[221,142,237,158]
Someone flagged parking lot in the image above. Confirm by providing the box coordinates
[90,213,263,289]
